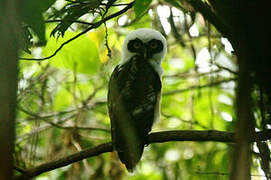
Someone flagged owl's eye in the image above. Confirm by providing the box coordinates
[133,41,141,49]
[149,41,158,49]
[127,38,143,52]
[148,39,163,52]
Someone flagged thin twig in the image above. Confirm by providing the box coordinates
[14,166,26,173]
[103,21,111,58]
[101,2,112,58]
[215,62,237,75]
[45,19,94,26]
[17,107,110,132]
[44,123,110,132]
[163,69,222,79]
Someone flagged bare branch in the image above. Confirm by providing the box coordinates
[16,129,271,179]
[215,63,237,75]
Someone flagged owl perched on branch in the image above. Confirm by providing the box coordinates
[108,28,167,171]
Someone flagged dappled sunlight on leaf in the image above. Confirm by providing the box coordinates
[43,31,100,74]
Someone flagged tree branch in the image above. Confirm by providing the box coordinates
[16,129,271,179]
[187,0,231,38]
[19,1,135,61]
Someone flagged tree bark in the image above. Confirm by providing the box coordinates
[229,44,253,180]
[0,0,20,179]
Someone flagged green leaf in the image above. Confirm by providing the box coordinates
[25,14,46,43]
[134,0,152,18]
[21,26,33,53]
[43,31,100,74]
[20,0,57,43]
[50,0,101,37]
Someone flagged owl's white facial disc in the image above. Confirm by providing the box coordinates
[120,28,167,75]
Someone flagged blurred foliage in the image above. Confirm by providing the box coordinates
[15,0,269,179]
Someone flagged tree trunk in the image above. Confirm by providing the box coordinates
[0,0,20,179]
[229,42,254,180]
[187,0,270,179]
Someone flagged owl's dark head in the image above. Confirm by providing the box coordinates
[127,37,164,59]
[120,28,167,75]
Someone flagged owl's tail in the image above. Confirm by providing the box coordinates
[117,141,144,172]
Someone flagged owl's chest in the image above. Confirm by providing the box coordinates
[124,58,154,87]
[115,61,158,103]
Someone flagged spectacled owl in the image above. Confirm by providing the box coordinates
[108,28,167,171]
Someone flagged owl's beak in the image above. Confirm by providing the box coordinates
[143,47,148,59]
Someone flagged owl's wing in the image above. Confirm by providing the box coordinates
[108,64,138,151]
